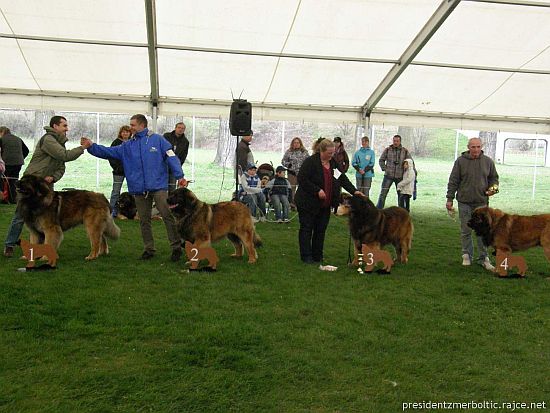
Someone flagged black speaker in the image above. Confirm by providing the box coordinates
[229,99,252,136]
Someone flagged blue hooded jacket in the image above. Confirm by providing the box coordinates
[87,128,183,194]
[351,146,375,178]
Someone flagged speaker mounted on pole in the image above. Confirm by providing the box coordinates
[229,99,252,136]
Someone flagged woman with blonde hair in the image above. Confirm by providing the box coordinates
[109,125,132,217]
[295,138,361,264]
[282,137,309,207]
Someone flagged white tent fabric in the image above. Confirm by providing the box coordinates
[1,0,549,132]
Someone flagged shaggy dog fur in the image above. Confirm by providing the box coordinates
[167,187,262,263]
[344,194,413,265]
[116,192,138,220]
[16,175,120,260]
[468,206,550,261]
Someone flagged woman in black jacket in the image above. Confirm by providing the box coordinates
[295,138,361,264]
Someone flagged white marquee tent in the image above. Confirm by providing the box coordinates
[1,0,549,133]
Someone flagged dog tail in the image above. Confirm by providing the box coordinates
[105,215,121,240]
[253,231,263,248]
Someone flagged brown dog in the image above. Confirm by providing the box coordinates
[184,241,220,270]
[167,188,262,263]
[343,194,413,266]
[361,245,393,272]
[20,238,59,268]
[468,206,550,261]
[16,175,121,260]
[495,251,528,277]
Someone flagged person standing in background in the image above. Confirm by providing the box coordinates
[0,126,29,204]
[108,125,132,217]
[281,137,309,208]
[164,122,189,193]
[351,136,375,197]
[376,134,412,209]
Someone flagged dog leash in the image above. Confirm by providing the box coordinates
[347,229,353,265]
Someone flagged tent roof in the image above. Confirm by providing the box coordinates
[1,0,549,132]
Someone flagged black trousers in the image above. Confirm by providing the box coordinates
[298,207,331,263]
[4,165,22,204]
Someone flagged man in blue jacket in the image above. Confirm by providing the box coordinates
[82,114,185,261]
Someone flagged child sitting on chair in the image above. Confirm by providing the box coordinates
[265,166,292,223]
[239,163,267,222]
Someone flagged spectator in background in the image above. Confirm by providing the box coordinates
[446,137,499,271]
[295,138,361,264]
[331,137,350,214]
[0,126,30,204]
[163,122,189,193]
[376,134,412,209]
[3,116,89,257]
[236,131,254,175]
[351,136,375,197]
[0,147,5,174]
[265,165,292,223]
[239,163,266,223]
[82,114,185,262]
[108,125,132,217]
[396,158,416,212]
[282,137,309,209]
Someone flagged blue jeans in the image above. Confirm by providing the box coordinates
[109,175,125,216]
[4,207,24,248]
[271,194,290,220]
[376,175,401,209]
[243,192,266,218]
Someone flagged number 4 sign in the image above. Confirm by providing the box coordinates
[495,251,527,277]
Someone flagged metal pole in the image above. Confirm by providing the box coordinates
[281,120,286,159]
[96,112,100,190]
[454,130,460,160]
[532,135,539,200]
[192,116,196,182]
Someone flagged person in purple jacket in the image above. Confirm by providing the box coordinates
[82,114,185,262]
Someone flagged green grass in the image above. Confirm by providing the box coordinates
[1,150,549,412]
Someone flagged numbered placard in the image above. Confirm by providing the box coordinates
[495,251,527,277]
[184,241,219,270]
[360,245,393,273]
[20,239,58,268]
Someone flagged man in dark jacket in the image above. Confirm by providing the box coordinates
[163,122,189,193]
[236,132,254,175]
[0,126,30,203]
[446,137,499,271]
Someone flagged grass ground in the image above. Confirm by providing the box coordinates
[0,150,549,412]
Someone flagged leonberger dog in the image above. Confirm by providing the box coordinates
[116,192,138,220]
[341,194,413,265]
[167,187,262,263]
[468,206,550,261]
[16,175,121,260]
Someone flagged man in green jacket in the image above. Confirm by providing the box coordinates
[3,116,90,257]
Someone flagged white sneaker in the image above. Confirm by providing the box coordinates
[251,217,259,223]
[259,216,266,222]
[462,254,471,266]
[276,219,283,223]
[480,257,495,272]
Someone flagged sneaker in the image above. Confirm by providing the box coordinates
[461,254,471,266]
[479,257,495,272]
[283,218,290,223]
[251,217,259,223]
[141,250,155,260]
[276,219,282,223]
[259,216,267,222]
[3,246,14,258]
[170,248,183,262]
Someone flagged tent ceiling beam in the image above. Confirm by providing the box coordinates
[145,0,159,106]
[362,0,461,117]
[463,0,550,7]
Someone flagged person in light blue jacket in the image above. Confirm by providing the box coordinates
[351,136,375,197]
[82,114,185,262]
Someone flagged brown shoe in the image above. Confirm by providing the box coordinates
[3,246,14,258]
